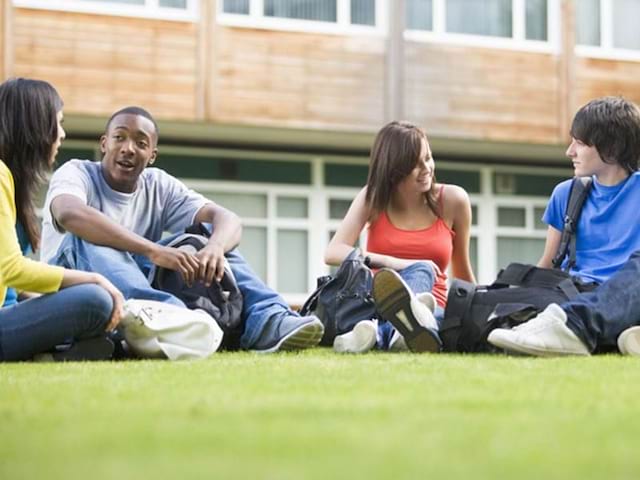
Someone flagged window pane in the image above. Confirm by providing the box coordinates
[613,0,640,50]
[159,0,187,7]
[471,205,478,226]
[277,197,308,218]
[437,169,481,193]
[446,0,512,37]
[203,192,267,218]
[576,0,600,46]
[534,206,546,230]
[497,237,545,269]
[77,0,144,4]
[156,155,311,185]
[493,172,567,197]
[265,0,337,22]
[498,207,526,227]
[223,0,249,14]
[525,0,547,41]
[469,236,478,279]
[406,0,432,31]
[241,227,268,282]
[324,163,368,187]
[277,230,308,293]
[351,0,375,25]
[329,199,352,219]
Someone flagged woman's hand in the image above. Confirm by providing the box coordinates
[60,269,125,332]
[94,274,125,332]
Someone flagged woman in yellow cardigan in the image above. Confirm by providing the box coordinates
[0,78,124,361]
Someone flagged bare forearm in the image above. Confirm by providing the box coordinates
[209,212,241,253]
[57,206,156,257]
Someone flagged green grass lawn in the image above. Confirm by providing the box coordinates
[1,351,639,480]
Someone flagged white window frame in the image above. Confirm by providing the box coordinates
[218,0,387,36]
[12,0,198,22]
[406,0,560,53]
[575,0,640,62]
[184,179,318,307]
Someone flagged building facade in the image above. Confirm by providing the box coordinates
[2,0,640,304]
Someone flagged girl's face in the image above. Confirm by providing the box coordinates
[50,110,65,166]
[397,138,434,194]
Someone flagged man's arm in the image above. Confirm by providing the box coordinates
[51,194,201,284]
[193,202,242,285]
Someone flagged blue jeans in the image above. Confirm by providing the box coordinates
[564,249,640,352]
[0,284,113,361]
[377,262,444,350]
[51,234,295,349]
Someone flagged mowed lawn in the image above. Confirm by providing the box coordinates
[1,351,639,480]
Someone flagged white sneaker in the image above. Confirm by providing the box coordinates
[617,326,640,356]
[389,330,408,352]
[487,303,590,356]
[333,320,377,354]
[121,299,224,360]
[387,291,436,352]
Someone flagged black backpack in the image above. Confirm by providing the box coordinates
[441,176,594,353]
[151,233,244,350]
[299,248,376,346]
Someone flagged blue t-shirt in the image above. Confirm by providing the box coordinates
[543,172,640,284]
[3,223,32,307]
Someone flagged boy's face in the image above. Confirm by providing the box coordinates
[566,137,605,177]
[100,113,158,193]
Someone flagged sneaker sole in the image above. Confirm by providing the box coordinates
[373,269,441,353]
[256,319,324,354]
[333,321,377,354]
[618,326,640,356]
[488,331,589,357]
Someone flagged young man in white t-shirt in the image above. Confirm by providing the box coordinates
[41,106,323,353]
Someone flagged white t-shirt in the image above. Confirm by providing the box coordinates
[41,159,209,263]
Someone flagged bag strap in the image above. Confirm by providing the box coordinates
[299,275,331,316]
[552,176,593,271]
[495,263,566,288]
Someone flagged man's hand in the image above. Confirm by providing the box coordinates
[195,240,226,286]
[148,244,200,286]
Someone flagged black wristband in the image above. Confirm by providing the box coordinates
[364,255,372,267]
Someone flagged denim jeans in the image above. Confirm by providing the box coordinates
[377,262,444,350]
[564,249,640,352]
[50,234,294,349]
[0,284,113,361]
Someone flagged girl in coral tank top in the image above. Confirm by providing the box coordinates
[325,121,475,354]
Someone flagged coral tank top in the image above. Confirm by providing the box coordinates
[366,187,455,307]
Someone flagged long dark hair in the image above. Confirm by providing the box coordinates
[0,78,63,251]
[365,121,439,220]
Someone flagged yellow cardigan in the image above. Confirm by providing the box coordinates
[0,160,63,305]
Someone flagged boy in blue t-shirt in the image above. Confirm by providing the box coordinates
[488,96,640,356]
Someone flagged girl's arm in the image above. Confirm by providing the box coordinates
[446,185,476,283]
[325,188,370,266]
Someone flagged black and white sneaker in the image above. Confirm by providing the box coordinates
[373,268,441,353]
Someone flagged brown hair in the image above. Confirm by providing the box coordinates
[365,121,439,219]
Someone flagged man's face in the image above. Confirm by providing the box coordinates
[100,113,157,193]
